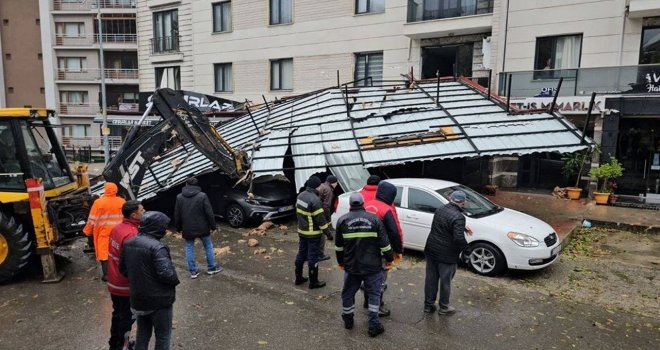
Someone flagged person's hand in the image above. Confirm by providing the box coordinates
[385,261,394,270]
[393,253,403,264]
[465,226,473,236]
[338,264,344,271]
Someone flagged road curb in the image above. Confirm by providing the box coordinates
[583,219,660,234]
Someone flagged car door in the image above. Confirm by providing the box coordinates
[399,187,444,250]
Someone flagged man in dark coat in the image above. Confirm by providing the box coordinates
[120,211,180,350]
[423,190,473,315]
[336,193,394,338]
[317,174,338,261]
[174,177,222,279]
[294,175,332,289]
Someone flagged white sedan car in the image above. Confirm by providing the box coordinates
[331,178,561,276]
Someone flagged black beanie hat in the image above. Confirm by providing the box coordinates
[326,175,338,184]
[307,175,322,189]
[366,175,381,185]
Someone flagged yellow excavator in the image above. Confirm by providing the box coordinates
[0,108,92,283]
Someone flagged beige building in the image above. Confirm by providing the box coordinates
[138,0,500,102]
[40,0,139,147]
[0,0,46,108]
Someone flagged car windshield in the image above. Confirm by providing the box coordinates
[436,185,502,218]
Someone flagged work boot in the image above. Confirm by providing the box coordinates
[342,314,354,330]
[423,304,437,313]
[378,304,391,317]
[308,267,326,289]
[368,323,385,337]
[294,264,308,285]
[318,254,331,262]
[438,305,456,315]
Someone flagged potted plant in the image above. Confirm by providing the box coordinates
[588,157,624,205]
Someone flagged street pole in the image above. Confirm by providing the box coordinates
[97,4,109,163]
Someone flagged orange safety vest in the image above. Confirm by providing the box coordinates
[83,182,125,261]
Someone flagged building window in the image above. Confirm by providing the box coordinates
[59,91,89,104]
[355,52,383,86]
[214,63,233,92]
[155,66,181,89]
[270,0,292,25]
[213,1,232,32]
[63,124,91,138]
[534,34,582,79]
[271,58,293,90]
[55,22,85,36]
[407,0,493,22]
[640,26,660,64]
[356,0,385,14]
[57,57,87,71]
[152,10,178,53]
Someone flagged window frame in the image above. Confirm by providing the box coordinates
[354,51,383,87]
[212,1,232,33]
[269,0,293,25]
[154,66,181,90]
[152,9,179,53]
[407,187,443,214]
[59,90,89,105]
[214,63,233,92]
[639,25,660,65]
[355,0,385,15]
[270,58,293,91]
[533,33,583,80]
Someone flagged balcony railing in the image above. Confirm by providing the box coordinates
[55,34,137,46]
[407,0,494,22]
[59,103,98,115]
[53,0,136,11]
[56,68,138,81]
[61,136,123,150]
[499,63,660,98]
[150,36,180,54]
[96,34,137,44]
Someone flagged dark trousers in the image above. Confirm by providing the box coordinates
[342,271,383,329]
[109,294,134,350]
[294,236,321,270]
[135,306,173,350]
[424,257,457,309]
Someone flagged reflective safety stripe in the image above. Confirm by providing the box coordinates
[335,246,344,251]
[106,282,129,291]
[342,305,355,313]
[296,208,324,216]
[368,304,380,313]
[297,228,322,236]
[96,214,124,220]
[342,232,378,239]
[319,223,329,230]
[380,244,392,252]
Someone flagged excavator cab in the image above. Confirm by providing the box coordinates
[0,108,90,283]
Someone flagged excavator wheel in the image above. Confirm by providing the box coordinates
[0,211,32,283]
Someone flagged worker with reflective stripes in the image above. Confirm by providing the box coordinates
[83,182,126,281]
[294,175,331,289]
[335,193,394,338]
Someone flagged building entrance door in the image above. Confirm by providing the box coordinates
[421,44,473,79]
[616,117,660,196]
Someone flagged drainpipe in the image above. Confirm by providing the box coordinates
[618,1,629,66]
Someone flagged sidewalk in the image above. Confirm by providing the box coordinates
[487,190,660,244]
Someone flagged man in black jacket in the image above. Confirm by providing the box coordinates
[423,190,472,315]
[120,211,180,350]
[174,177,222,279]
[294,175,332,289]
[336,193,394,338]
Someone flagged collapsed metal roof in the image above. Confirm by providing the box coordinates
[112,79,590,200]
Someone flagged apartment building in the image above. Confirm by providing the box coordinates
[497,0,660,199]
[137,0,500,102]
[41,0,139,148]
[0,0,46,108]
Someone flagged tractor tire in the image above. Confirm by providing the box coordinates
[0,212,33,283]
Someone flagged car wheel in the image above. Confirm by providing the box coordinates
[226,204,246,228]
[468,242,506,277]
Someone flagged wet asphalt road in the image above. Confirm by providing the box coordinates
[0,223,658,350]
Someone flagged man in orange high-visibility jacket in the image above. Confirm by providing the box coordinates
[84,182,125,281]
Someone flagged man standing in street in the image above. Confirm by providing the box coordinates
[364,181,403,317]
[336,193,394,338]
[107,200,144,350]
[294,175,332,289]
[317,174,338,261]
[84,182,125,281]
[359,175,381,203]
[423,190,472,315]
[175,177,222,279]
[120,211,179,350]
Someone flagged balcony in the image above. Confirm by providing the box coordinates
[56,68,138,83]
[59,103,98,115]
[628,0,660,18]
[54,34,136,47]
[404,0,494,39]
[53,0,136,11]
[498,63,660,98]
[150,36,180,54]
[61,136,123,150]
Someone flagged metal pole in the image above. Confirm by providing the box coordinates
[506,74,512,113]
[435,70,440,106]
[487,69,492,100]
[549,77,564,113]
[336,70,340,88]
[581,92,597,144]
[244,100,260,134]
[97,4,109,163]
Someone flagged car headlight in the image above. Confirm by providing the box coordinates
[507,232,539,247]
[245,199,265,205]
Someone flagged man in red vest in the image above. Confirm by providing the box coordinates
[107,200,144,350]
[364,181,403,317]
[359,175,381,204]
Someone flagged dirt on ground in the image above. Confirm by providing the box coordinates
[489,228,660,318]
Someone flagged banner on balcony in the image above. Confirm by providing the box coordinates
[510,96,606,115]
[138,91,242,113]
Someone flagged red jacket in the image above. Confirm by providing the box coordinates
[364,199,403,254]
[107,218,139,296]
[359,185,378,203]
